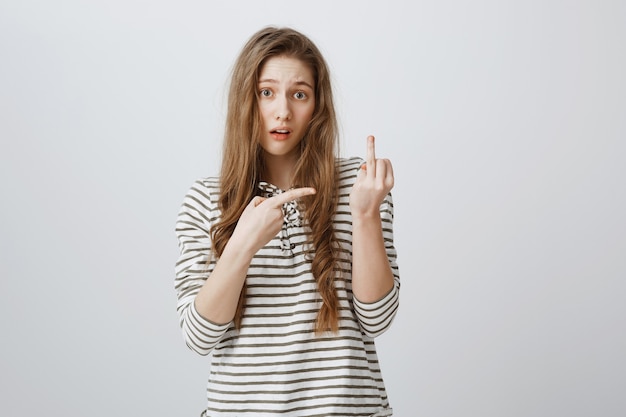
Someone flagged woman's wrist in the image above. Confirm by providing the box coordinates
[221,238,257,265]
[351,210,382,226]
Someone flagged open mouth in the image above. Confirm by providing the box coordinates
[270,128,291,140]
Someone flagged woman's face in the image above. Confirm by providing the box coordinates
[257,55,315,161]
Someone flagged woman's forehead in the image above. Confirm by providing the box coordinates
[258,56,315,86]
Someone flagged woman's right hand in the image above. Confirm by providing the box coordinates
[227,187,316,257]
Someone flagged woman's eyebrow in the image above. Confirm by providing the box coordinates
[258,79,314,90]
[294,80,314,89]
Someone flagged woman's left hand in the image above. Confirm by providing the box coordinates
[349,135,394,220]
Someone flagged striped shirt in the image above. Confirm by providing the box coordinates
[175,157,400,416]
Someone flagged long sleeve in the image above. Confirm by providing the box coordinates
[178,161,398,415]
[174,178,231,355]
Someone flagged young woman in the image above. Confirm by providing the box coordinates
[175,27,400,416]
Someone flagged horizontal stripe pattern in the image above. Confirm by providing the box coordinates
[175,157,400,416]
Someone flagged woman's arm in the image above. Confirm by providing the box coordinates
[175,180,231,355]
[176,182,316,353]
[193,187,317,323]
[349,137,400,337]
[350,136,396,302]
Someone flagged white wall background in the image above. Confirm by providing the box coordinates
[1,1,624,416]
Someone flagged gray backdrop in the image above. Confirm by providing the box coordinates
[1,0,624,416]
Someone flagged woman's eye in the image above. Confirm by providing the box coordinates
[260,89,272,97]
[294,91,307,100]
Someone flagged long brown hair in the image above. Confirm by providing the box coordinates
[211,27,341,333]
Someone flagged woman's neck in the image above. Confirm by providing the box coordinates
[262,153,298,190]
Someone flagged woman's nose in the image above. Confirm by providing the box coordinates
[275,96,291,121]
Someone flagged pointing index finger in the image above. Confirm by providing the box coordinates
[269,187,316,207]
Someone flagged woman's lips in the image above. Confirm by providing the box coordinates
[270,129,291,140]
